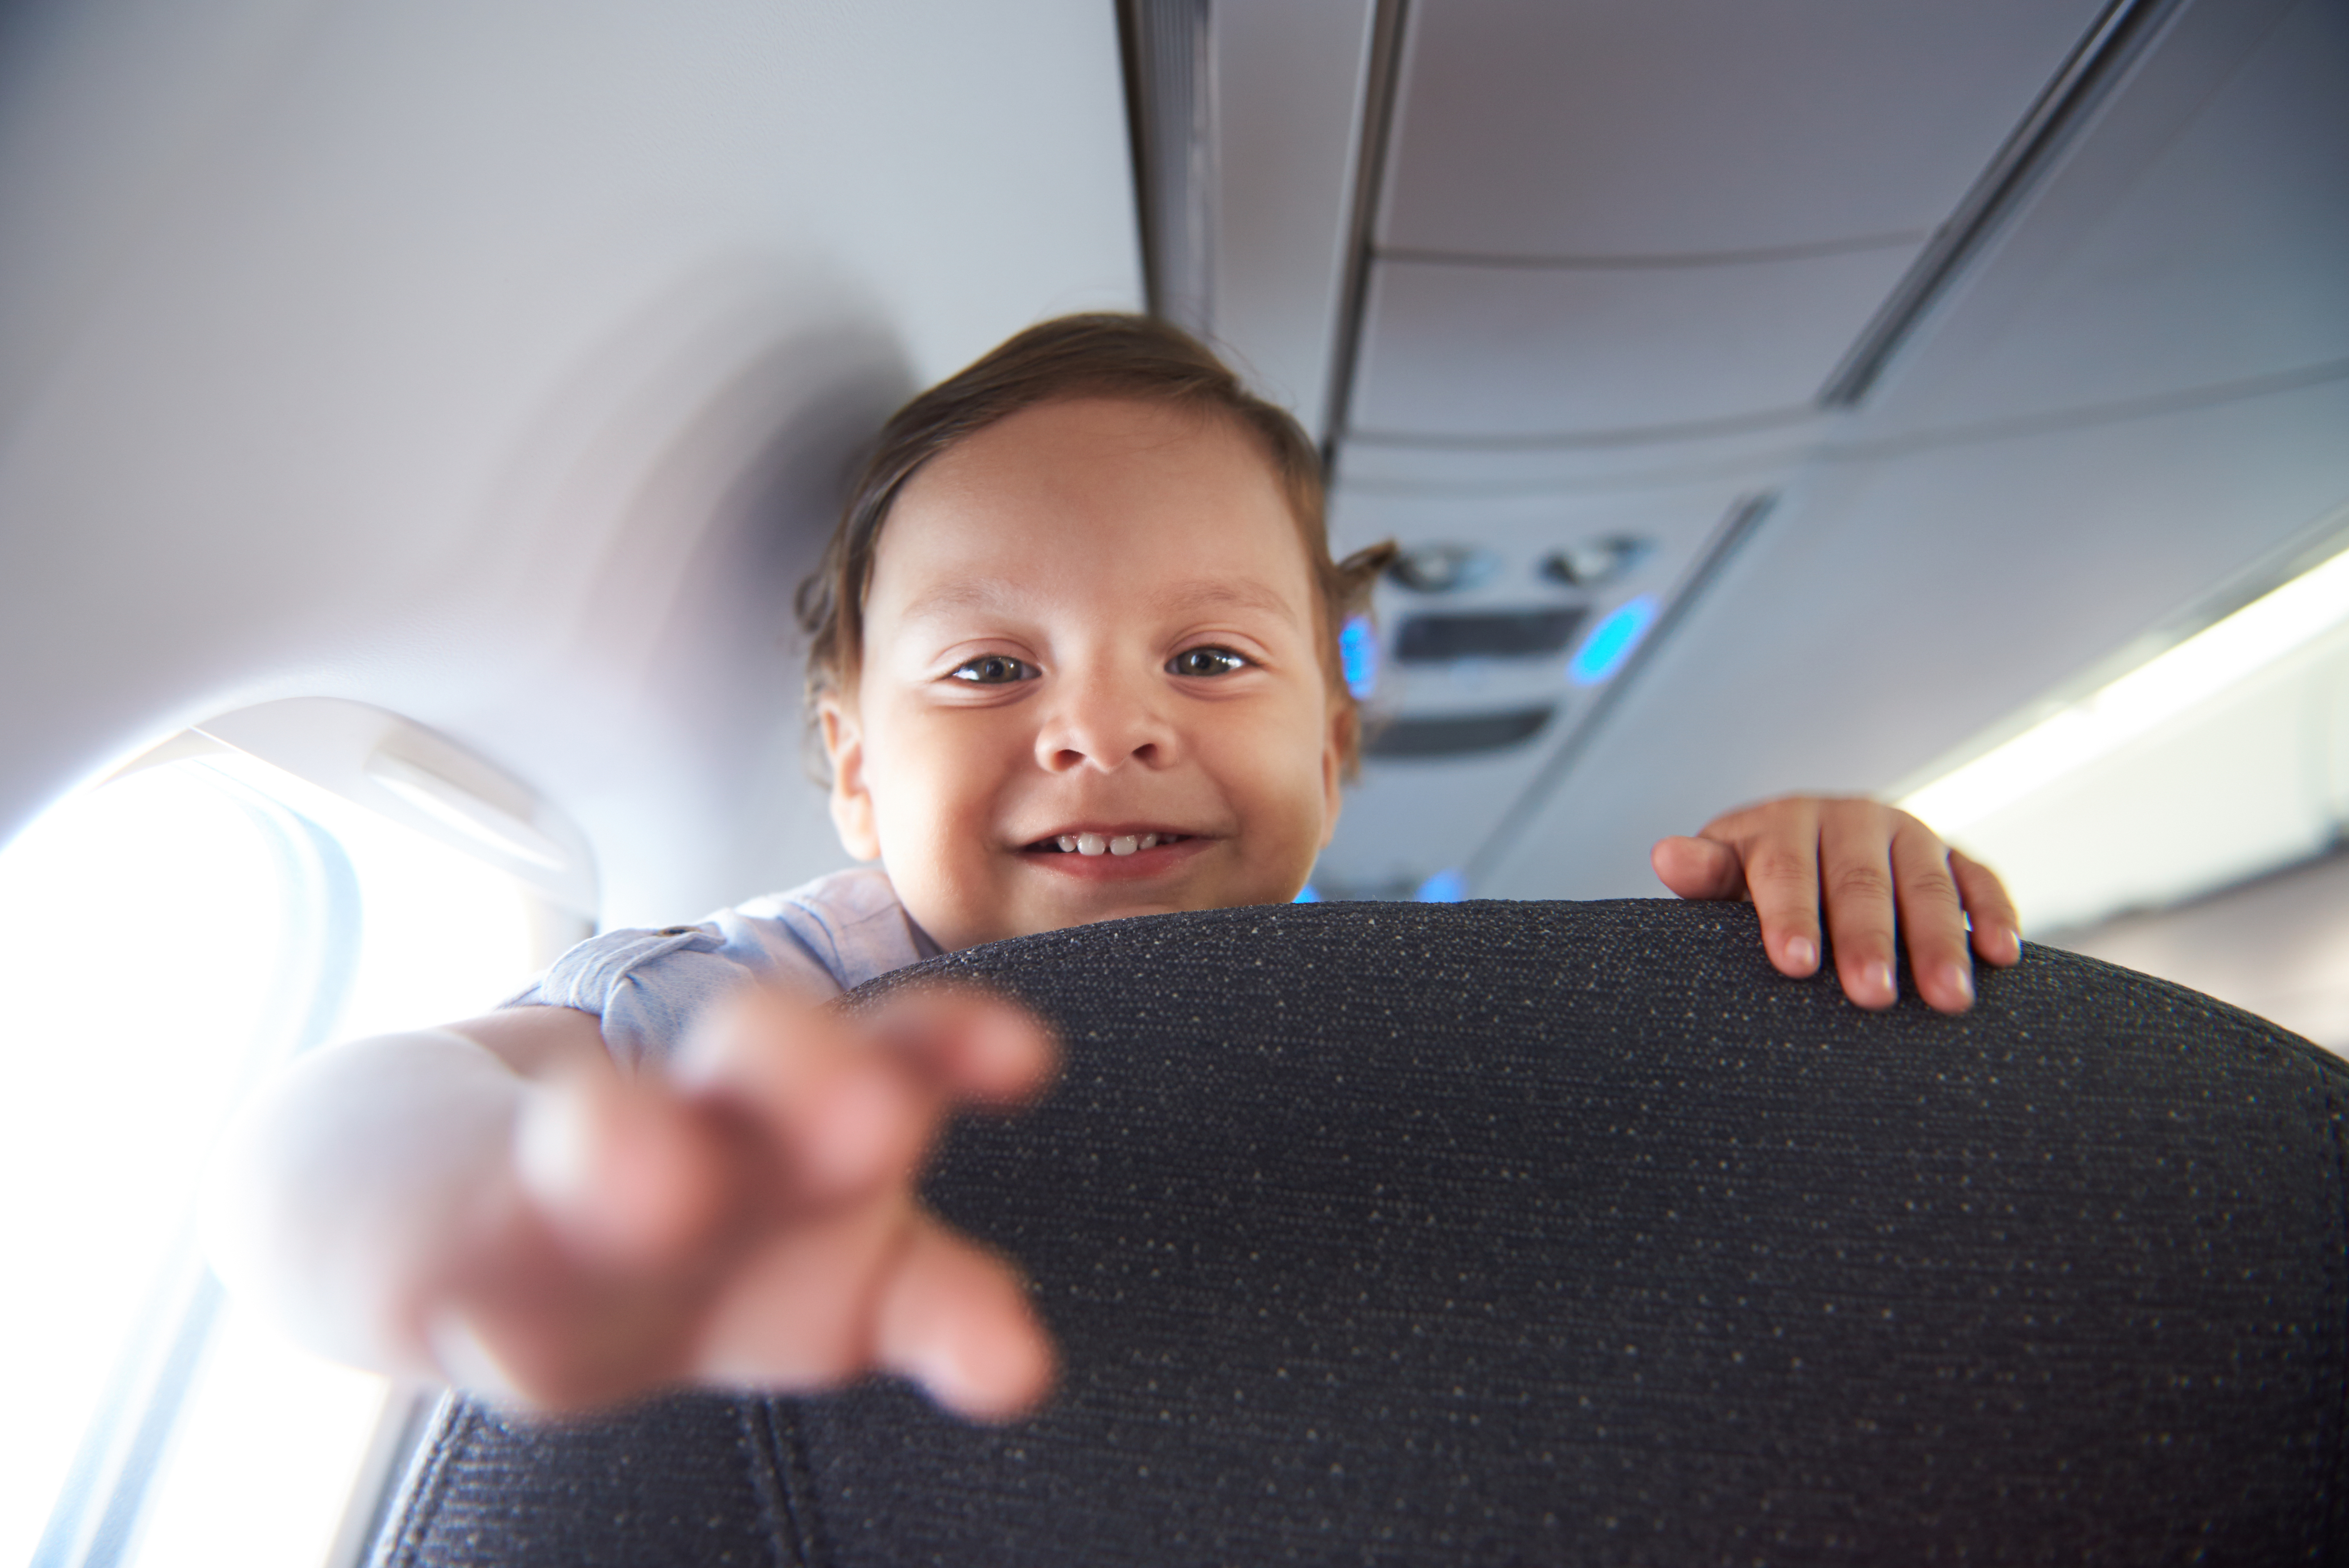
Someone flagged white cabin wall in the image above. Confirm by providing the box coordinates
[0,0,1143,926]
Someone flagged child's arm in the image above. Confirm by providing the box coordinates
[202,985,1056,1417]
[1651,795,2020,1015]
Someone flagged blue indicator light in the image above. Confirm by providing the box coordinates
[1415,869,1466,903]
[1340,614,1377,698]
[1569,594,1658,686]
[1293,883,1322,903]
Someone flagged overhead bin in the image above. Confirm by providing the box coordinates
[1859,0,2349,433]
[1346,0,2114,441]
[1378,0,2108,259]
[1350,243,1920,438]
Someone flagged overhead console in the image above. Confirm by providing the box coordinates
[1119,0,2349,905]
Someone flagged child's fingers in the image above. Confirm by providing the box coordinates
[874,1215,1057,1421]
[858,987,1058,1108]
[1952,849,2023,967]
[1818,806,1901,1009]
[674,987,941,1203]
[1716,802,1828,979]
[1887,817,1976,1014]
[690,1190,926,1390]
[433,1173,719,1412]
[691,1200,1057,1420]
[1649,834,1749,902]
[513,1068,730,1269]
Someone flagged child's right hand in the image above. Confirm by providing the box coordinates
[432,986,1059,1418]
[208,985,1057,1422]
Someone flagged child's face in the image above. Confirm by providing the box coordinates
[821,396,1346,951]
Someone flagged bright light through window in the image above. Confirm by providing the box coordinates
[0,739,561,1568]
[0,762,301,1568]
[1902,542,2349,836]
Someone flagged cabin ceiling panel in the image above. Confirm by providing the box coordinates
[1328,475,1751,568]
[1477,376,2349,902]
[1378,0,2108,259]
[1349,244,1919,439]
[1335,416,1829,502]
[1320,747,1552,895]
[1207,0,1378,440]
[1861,0,2349,435]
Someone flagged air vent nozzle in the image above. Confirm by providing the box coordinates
[1364,705,1556,758]
[1396,608,1585,663]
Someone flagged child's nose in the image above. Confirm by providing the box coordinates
[1034,670,1176,773]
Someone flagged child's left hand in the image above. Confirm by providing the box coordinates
[1651,796,2021,1014]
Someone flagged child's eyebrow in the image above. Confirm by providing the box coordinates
[896,578,1303,627]
[1152,579,1303,625]
[896,579,1021,624]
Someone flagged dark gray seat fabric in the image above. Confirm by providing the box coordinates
[375,900,2349,1565]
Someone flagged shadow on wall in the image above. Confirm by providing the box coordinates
[383,260,917,927]
[2042,842,2349,1055]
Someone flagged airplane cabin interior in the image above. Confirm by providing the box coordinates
[0,0,2344,1560]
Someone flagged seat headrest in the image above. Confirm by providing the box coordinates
[389,900,2349,1564]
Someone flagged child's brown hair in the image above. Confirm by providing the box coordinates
[795,312,1395,775]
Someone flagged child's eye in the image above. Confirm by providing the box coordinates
[1168,647,1249,678]
[949,654,1036,685]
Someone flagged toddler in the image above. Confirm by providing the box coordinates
[206,314,2019,1422]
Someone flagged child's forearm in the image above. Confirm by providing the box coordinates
[201,1013,599,1381]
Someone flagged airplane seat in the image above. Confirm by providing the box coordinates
[371,900,2349,1564]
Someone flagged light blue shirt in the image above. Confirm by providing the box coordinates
[507,868,939,1069]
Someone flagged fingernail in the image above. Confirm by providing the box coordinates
[1786,937,1816,971]
[1869,962,1895,1001]
[1944,964,1974,1005]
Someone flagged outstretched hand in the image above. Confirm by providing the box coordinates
[433,985,1057,1418]
[1651,795,2020,1014]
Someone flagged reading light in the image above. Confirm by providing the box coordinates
[1540,535,1652,590]
[1415,869,1466,903]
[1388,544,1499,594]
[1340,615,1378,698]
[1568,595,1658,686]
[1901,543,2349,836]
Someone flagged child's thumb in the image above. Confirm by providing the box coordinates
[1650,834,1747,900]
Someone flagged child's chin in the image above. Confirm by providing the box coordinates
[1014,859,1204,924]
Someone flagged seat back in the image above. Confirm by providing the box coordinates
[378,900,2349,1564]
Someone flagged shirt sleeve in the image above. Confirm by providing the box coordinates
[505,916,845,1071]
[503,869,927,1070]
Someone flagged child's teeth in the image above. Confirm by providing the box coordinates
[1139,833,1158,849]
[1076,832,1107,856]
[1056,834,1078,853]
[1109,835,1138,856]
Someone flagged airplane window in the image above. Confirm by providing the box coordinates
[0,739,560,1568]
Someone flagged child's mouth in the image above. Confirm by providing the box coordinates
[1023,831,1194,859]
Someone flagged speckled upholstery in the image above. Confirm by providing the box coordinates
[377,900,2349,1565]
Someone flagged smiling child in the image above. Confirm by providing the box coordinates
[206,314,2019,1421]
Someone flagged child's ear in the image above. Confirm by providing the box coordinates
[1319,702,1352,848]
[819,694,883,862]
